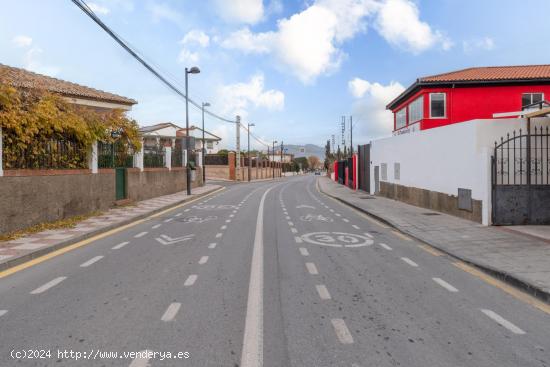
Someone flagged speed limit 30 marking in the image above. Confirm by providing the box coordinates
[300,232,374,248]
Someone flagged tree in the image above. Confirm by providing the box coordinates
[293,157,308,171]
[307,155,321,169]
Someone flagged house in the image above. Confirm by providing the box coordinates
[268,151,294,163]
[387,65,550,134]
[178,126,222,154]
[139,123,222,154]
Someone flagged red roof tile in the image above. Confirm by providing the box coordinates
[420,65,550,82]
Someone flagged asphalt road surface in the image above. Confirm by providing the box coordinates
[0,175,549,367]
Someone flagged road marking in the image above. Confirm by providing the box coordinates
[152,224,162,229]
[80,256,104,268]
[240,185,275,367]
[230,214,235,218]
[285,216,291,220]
[453,262,550,315]
[164,218,173,223]
[363,232,373,238]
[184,274,197,286]
[233,210,238,214]
[290,228,298,233]
[216,233,223,238]
[288,221,294,226]
[208,243,217,249]
[401,257,418,267]
[295,236,303,243]
[392,230,412,241]
[221,225,227,230]
[331,319,354,344]
[112,241,129,250]
[30,277,67,294]
[480,309,526,334]
[184,209,190,212]
[198,256,209,265]
[305,262,318,275]
[378,243,392,251]
[226,219,231,223]
[134,231,148,238]
[161,303,181,322]
[432,278,458,292]
[175,213,182,217]
[419,244,443,256]
[329,209,334,212]
[0,310,7,317]
[352,224,360,229]
[299,248,309,256]
[342,218,349,222]
[335,213,341,217]
[129,350,153,367]
[316,285,331,300]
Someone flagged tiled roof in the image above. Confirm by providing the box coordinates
[420,65,550,82]
[140,122,182,133]
[0,64,136,105]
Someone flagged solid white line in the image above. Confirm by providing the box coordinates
[378,243,392,251]
[208,243,217,249]
[184,274,197,286]
[129,350,153,367]
[316,285,331,300]
[401,257,418,267]
[240,186,274,367]
[161,302,181,322]
[342,218,349,222]
[306,262,318,275]
[295,236,303,243]
[30,277,67,294]
[80,256,104,268]
[352,225,360,229]
[221,225,227,230]
[216,233,223,238]
[299,247,309,256]
[432,278,459,292]
[480,309,526,334]
[112,241,129,250]
[198,256,209,265]
[331,319,354,344]
[164,218,173,223]
[290,228,298,233]
[152,224,162,229]
[134,231,148,238]
[0,310,7,317]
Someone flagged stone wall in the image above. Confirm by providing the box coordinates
[126,167,202,202]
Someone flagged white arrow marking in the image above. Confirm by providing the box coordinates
[155,234,194,245]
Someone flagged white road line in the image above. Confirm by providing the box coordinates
[184,274,197,286]
[161,303,181,322]
[288,221,294,226]
[230,214,235,218]
[285,216,291,220]
[316,285,332,300]
[240,186,274,367]
[432,278,459,292]
[335,213,341,217]
[329,209,334,212]
[401,257,419,267]
[221,225,227,230]
[290,228,298,233]
[0,310,7,317]
[233,210,238,214]
[305,262,318,275]
[198,256,209,265]
[112,241,129,250]
[352,225,360,229]
[331,319,354,344]
[134,231,148,238]
[480,309,526,335]
[299,247,309,256]
[208,243,217,249]
[129,350,153,367]
[184,209,190,212]
[152,224,162,229]
[164,218,173,223]
[30,277,67,294]
[80,256,104,268]
[342,218,349,222]
[175,213,182,217]
[295,236,303,243]
[216,233,223,238]
[226,219,232,223]
[363,232,373,238]
[378,243,393,251]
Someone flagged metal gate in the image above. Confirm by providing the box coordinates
[357,144,370,192]
[492,126,550,225]
[115,167,127,200]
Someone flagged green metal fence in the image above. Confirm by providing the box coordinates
[98,141,134,168]
[144,146,165,168]
[2,138,88,170]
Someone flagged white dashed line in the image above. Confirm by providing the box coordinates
[184,209,190,212]
[299,247,309,256]
[305,262,318,275]
[288,221,294,226]
[352,225,360,229]
[230,214,235,218]
[432,278,459,292]
[378,243,392,251]
[198,256,209,265]
[226,219,231,223]
[295,236,303,243]
[216,233,223,238]
[329,209,334,212]
[290,228,298,233]
[285,216,291,220]
[129,350,153,367]
[480,309,526,335]
[30,277,67,294]
[152,224,162,229]
[401,257,419,267]
[363,232,373,238]
[208,243,217,249]
[342,218,349,222]
[335,213,341,217]
[134,231,148,238]
[161,303,181,322]
[331,319,354,344]
[316,285,332,300]
[0,310,7,317]
[112,241,129,250]
[164,218,173,223]
[184,274,198,286]
[80,256,104,268]
[175,213,182,217]
[221,225,227,230]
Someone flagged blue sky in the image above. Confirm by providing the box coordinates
[1,0,550,150]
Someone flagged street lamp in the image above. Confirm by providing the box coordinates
[185,66,200,195]
[247,123,255,182]
[201,102,210,183]
[272,140,277,179]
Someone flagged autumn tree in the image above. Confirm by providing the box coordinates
[307,155,321,169]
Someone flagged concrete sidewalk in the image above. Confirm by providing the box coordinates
[0,184,222,272]
[318,176,550,302]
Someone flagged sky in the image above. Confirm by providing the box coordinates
[1,0,550,150]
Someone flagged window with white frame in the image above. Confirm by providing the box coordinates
[207,141,214,149]
[408,96,423,123]
[429,93,446,118]
[395,108,407,129]
[522,93,544,108]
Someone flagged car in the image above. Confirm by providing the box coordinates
[314,170,321,175]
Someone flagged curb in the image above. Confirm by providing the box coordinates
[317,178,550,304]
[0,186,225,273]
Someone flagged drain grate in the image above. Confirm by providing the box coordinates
[422,212,441,216]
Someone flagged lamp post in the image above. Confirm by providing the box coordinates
[272,140,277,179]
[201,102,210,183]
[280,141,284,177]
[247,123,255,182]
[185,66,200,195]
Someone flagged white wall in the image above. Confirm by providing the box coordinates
[370,118,550,225]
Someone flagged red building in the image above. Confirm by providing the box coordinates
[387,65,550,133]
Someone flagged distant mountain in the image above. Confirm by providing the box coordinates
[284,144,325,160]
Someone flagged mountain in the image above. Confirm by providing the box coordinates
[284,144,325,160]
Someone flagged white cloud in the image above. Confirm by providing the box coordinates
[181,30,210,47]
[374,0,452,53]
[87,2,110,15]
[349,78,405,138]
[463,37,495,53]
[221,28,274,54]
[177,49,200,65]
[214,0,264,24]
[217,73,284,118]
[23,47,60,77]
[149,3,182,24]
[178,30,210,65]
[12,35,32,48]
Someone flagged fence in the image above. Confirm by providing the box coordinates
[98,141,134,168]
[2,138,88,170]
[171,146,183,167]
[205,154,228,165]
[144,146,165,168]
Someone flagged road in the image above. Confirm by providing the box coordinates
[0,175,548,366]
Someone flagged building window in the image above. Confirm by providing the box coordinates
[429,93,446,118]
[408,96,423,123]
[207,141,214,149]
[522,93,544,108]
[395,108,406,129]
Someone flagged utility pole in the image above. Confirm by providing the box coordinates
[236,115,241,181]
[272,140,277,179]
[185,66,200,195]
[350,115,353,156]
[247,122,255,182]
[201,102,210,183]
[280,141,284,177]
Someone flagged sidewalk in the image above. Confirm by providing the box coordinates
[318,177,550,302]
[0,184,222,272]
